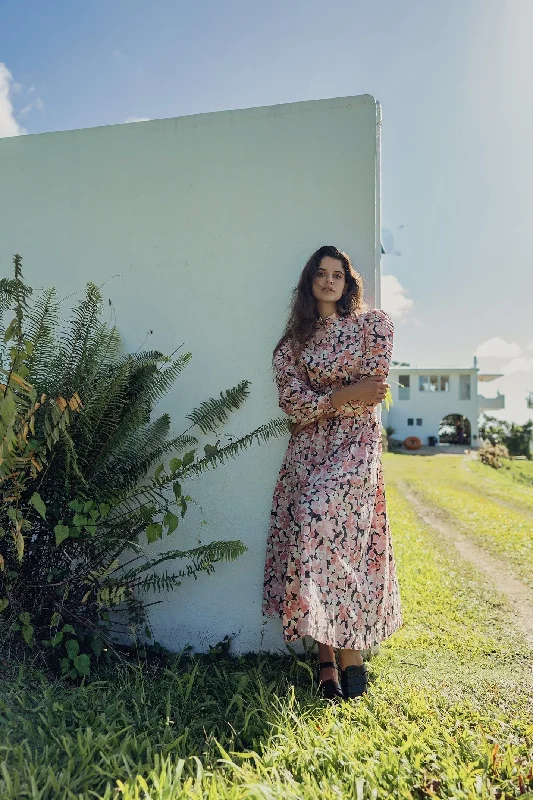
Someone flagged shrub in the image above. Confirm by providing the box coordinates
[0,255,288,677]
[479,414,533,459]
[478,442,510,469]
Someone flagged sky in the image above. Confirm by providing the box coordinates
[1,0,532,423]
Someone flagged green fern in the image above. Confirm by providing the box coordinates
[185,381,250,434]
[182,418,291,477]
[0,256,288,675]
[23,287,60,390]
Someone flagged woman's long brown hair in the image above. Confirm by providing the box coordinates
[273,245,366,358]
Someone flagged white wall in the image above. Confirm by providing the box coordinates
[0,95,381,653]
[382,368,480,446]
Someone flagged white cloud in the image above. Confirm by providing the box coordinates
[501,357,533,375]
[18,94,45,118]
[527,341,533,351]
[0,63,25,137]
[475,337,522,358]
[380,274,414,320]
[124,116,151,123]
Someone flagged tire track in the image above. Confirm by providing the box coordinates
[397,480,533,647]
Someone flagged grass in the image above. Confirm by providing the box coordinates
[0,456,532,798]
[384,454,533,589]
[496,458,533,487]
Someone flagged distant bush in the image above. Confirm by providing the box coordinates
[479,415,532,459]
[478,442,510,469]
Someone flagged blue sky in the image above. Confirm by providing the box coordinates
[1,0,532,422]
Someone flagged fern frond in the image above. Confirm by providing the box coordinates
[54,283,105,393]
[0,256,33,368]
[182,417,290,477]
[185,380,250,434]
[140,352,192,407]
[90,415,173,495]
[24,288,60,390]
[126,540,248,585]
[78,353,190,477]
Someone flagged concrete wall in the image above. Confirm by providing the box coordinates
[0,94,381,653]
[382,368,480,446]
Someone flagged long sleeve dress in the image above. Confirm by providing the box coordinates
[262,308,402,650]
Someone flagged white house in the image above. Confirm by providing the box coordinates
[381,357,505,448]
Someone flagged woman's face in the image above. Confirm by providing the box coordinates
[312,256,346,304]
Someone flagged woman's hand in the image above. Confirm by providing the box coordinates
[328,376,389,409]
[340,376,390,406]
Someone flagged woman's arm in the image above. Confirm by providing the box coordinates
[358,309,394,379]
[289,311,393,434]
[274,341,337,426]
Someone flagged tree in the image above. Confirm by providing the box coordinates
[478,414,533,459]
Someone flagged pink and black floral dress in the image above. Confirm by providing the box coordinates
[262,309,402,650]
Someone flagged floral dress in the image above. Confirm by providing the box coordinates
[262,309,402,650]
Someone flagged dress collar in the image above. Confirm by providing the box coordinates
[317,311,339,326]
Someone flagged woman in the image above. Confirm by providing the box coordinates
[262,245,402,701]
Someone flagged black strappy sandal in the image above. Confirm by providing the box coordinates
[340,663,369,699]
[317,660,344,702]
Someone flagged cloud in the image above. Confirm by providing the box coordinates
[18,95,45,118]
[124,116,151,123]
[0,63,26,137]
[380,274,414,320]
[501,357,533,375]
[475,337,522,358]
[527,341,533,351]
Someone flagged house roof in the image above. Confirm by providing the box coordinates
[389,366,475,373]
[389,367,503,382]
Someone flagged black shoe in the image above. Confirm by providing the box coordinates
[317,660,344,702]
[340,663,368,699]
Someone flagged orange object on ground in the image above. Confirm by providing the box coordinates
[403,436,422,450]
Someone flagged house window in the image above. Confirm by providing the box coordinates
[420,374,449,392]
[407,418,414,426]
[416,418,422,426]
[459,375,471,400]
[399,375,410,400]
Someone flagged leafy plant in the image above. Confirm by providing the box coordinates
[0,255,289,677]
[479,414,533,459]
[478,442,510,469]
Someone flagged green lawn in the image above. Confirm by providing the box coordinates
[384,453,533,589]
[496,458,533,487]
[0,455,531,799]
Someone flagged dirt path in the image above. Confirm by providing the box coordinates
[397,480,533,647]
